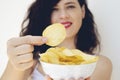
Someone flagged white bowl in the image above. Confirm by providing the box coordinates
[40,61,97,79]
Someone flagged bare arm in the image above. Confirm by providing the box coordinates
[91,55,113,80]
[1,61,33,80]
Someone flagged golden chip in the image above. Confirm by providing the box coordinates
[40,52,59,64]
[40,47,99,65]
[42,23,66,46]
[62,48,76,56]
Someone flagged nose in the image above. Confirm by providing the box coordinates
[59,10,69,20]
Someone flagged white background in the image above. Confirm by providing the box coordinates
[0,0,120,80]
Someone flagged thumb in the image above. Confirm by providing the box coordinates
[78,77,84,80]
[44,75,52,80]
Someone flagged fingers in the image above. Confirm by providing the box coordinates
[85,77,90,80]
[11,60,35,71]
[77,77,84,80]
[44,76,86,80]
[15,44,34,55]
[69,77,75,80]
[44,75,53,80]
[7,44,34,58]
[7,35,47,47]
[7,35,47,71]
[9,52,34,71]
[64,77,84,80]
[78,77,90,80]
[14,53,33,64]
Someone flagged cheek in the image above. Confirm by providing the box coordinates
[75,14,83,30]
[74,20,82,35]
[50,17,54,24]
[67,20,82,38]
[73,23,81,34]
[73,15,83,30]
[66,24,81,38]
[51,13,58,24]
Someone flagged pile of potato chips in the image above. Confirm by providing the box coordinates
[40,47,99,65]
[40,23,99,65]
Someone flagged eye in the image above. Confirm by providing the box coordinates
[67,5,76,9]
[52,7,59,11]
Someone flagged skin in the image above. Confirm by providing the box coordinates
[0,0,112,80]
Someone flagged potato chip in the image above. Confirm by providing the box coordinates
[71,49,99,64]
[42,23,66,46]
[40,52,59,64]
[40,47,99,65]
[40,53,49,62]
[62,48,76,56]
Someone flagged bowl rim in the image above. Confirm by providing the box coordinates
[40,60,98,66]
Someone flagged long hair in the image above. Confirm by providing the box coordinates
[76,0,100,54]
[20,0,100,59]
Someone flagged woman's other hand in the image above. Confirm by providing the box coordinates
[7,35,47,71]
[44,75,90,80]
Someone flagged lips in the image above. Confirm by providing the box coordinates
[61,22,72,29]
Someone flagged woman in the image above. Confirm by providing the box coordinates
[1,0,112,80]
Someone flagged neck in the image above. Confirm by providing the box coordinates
[58,37,76,49]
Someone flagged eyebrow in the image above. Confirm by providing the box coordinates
[65,2,76,5]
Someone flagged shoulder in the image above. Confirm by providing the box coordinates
[98,55,112,67]
[91,55,113,80]
[97,55,113,73]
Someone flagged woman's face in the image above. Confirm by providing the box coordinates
[51,0,85,39]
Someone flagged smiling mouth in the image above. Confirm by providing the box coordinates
[61,22,72,29]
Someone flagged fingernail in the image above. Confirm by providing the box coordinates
[42,37,47,42]
[78,77,84,80]
[44,75,52,80]
[69,77,75,80]
[44,75,49,80]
